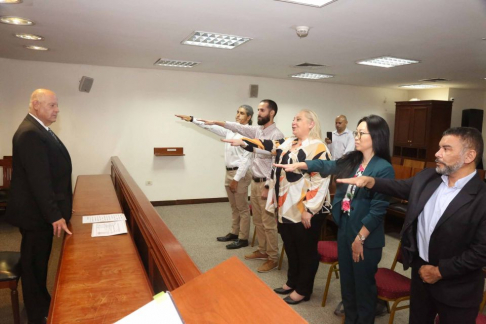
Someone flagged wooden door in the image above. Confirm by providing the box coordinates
[410,107,428,147]
[395,107,412,145]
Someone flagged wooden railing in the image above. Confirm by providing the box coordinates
[111,157,201,292]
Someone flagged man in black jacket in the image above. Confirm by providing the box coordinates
[338,127,486,324]
[6,89,73,324]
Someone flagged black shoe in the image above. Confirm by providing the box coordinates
[217,233,238,242]
[274,287,294,295]
[226,239,249,249]
[283,295,310,305]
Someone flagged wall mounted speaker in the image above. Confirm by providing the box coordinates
[249,84,258,98]
[79,76,94,93]
[461,109,483,132]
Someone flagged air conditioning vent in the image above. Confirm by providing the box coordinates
[294,62,326,68]
[419,78,449,82]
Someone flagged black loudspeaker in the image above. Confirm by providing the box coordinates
[79,76,94,93]
[461,109,483,132]
[249,84,258,98]
[461,109,484,170]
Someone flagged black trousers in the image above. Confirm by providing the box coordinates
[20,228,54,323]
[410,257,478,324]
[278,213,325,297]
[338,216,382,324]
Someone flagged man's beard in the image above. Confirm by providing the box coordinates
[435,157,464,175]
[257,115,270,126]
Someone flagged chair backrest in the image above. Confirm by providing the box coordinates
[393,165,412,180]
[403,159,425,169]
[0,158,13,189]
[391,242,403,271]
[391,156,402,165]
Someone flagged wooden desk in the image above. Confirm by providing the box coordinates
[48,175,153,324]
[172,257,307,324]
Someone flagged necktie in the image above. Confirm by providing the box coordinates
[48,128,60,144]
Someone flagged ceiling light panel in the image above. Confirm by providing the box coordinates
[291,72,334,79]
[15,33,44,41]
[182,31,251,50]
[399,84,440,89]
[275,0,337,7]
[24,45,48,51]
[154,59,200,68]
[0,16,34,25]
[357,56,419,68]
[0,0,22,3]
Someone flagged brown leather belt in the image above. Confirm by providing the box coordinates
[252,177,266,183]
[226,167,238,171]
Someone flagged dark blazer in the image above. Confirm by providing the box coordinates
[6,114,72,231]
[306,155,395,248]
[374,168,486,307]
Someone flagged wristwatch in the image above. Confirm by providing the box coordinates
[357,234,366,245]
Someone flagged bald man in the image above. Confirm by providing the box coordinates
[6,89,72,324]
[325,115,355,160]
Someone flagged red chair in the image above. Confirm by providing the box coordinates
[376,242,411,324]
[318,240,339,307]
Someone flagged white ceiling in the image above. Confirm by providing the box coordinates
[1,0,485,90]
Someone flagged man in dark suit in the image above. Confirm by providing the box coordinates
[6,89,73,324]
[338,127,486,324]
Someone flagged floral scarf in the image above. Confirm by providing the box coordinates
[341,164,365,216]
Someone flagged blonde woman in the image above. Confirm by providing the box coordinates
[224,110,331,304]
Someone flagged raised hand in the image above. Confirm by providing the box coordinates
[273,162,306,173]
[221,138,245,147]
[336,176,375,189]
[175,114,191,122]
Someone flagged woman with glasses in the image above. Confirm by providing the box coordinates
[223,110,332,305]
[275,115,394,323]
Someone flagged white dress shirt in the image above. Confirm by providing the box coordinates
[29,113,49,131]
[417,170,477,262]
[331,128,355,160]
[193,118,252,181]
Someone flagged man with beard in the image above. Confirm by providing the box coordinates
[337,127,486,324]
[201,100,284,272]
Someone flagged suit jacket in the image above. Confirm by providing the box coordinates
[374,168,486,307]
[6,114,72,231]
[306,155,395,248]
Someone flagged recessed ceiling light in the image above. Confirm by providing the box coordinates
[182,31,251,50]
[275,0,337,7]
[399,84,440,89]
[15,33,44,41]
[291,72,334,79]
[0,0,22,3]
[24,45,48,51]
[0,16,34,26]
[154,59,200,68]
[357,56,419,68]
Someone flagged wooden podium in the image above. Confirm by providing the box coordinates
[172,257,307,323]
[49,172,307,323]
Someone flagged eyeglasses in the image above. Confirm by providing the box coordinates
[353,131,370,139]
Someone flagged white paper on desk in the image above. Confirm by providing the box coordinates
[82,213,126,224]
[91,221,128,237]
[115,292,184,324]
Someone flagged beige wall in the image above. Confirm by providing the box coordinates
[1,58,409,201]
